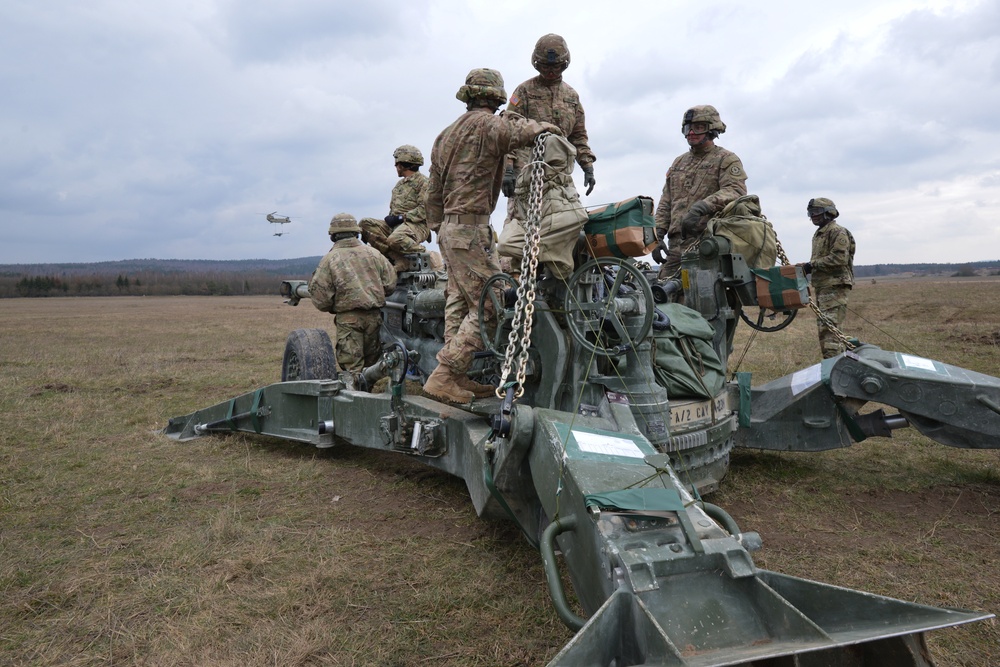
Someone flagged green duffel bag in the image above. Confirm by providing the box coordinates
[584,196,658,258]
[652,303,725,400]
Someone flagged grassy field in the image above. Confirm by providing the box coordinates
[1,279,998,666]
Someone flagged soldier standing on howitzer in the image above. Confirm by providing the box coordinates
[798,198,856,359]
[654,105,748,285]
[309,213,397,372]
[360,145,430,274]
[422,67,562,405]
[503,34,596,204]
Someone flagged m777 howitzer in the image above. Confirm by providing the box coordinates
[166,218,997,665]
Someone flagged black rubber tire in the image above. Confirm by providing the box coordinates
[281,328,336,381]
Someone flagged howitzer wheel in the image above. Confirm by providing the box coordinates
[739,305,797,332]
[478,273,520,358]
[563,258,654,357]
[281,328,337,381]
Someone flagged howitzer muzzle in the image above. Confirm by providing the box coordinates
[651,280,680,304]
[280,280,310,306]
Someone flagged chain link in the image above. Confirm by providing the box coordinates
[495,134,548,399]
[774,232,856,351]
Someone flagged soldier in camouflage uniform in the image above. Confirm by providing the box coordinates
[360,145,430,273]
[799,198,856,359]
[309,213,397,372]
[503,34,596,201]
[654,105,748,283]
[423,68,561,404]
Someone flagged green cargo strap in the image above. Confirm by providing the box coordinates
[585,488,685,513]
[736,371,752,428]
[484,455,539,550]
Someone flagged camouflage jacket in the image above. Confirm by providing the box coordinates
[654,143,748,238]
[389,172,428,224]
[309,238,397,313]
[426,108,552,227]
[506,76,595,171]
[810,221,855,289]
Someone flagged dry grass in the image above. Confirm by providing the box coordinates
[1,281,998,666]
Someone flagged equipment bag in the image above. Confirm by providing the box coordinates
[584,196,658,258]
[751,265,810,310]
[704,194,778,269]
[652,303,726,400]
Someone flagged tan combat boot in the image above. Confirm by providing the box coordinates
[423,365,474,404]
[456,374,497,399]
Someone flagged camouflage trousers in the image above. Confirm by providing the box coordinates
[436,215,499,374]
[334,308,383,372]
[814,286,851,359]
[360,217,429,267]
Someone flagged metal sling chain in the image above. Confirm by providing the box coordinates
[495,133,548,400]
[773,235,857,353]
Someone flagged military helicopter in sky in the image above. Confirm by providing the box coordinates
[266,212,292,236]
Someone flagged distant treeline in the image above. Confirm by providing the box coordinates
[0,258,321,298]
[854,261,1000,278]
[1,257,998,298]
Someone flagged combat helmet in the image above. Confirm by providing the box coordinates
[532,33,571,71]
[328,212,360,236]
[807,198,839,221]
[682,105,727,138]
[393,144,423,166]
[456,68,507,105]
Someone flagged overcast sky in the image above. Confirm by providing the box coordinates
[2,0,998,266]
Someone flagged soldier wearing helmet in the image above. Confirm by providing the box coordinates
[359,144,430,273]
[422,68,561,404]
[654,105,748,285]
[798,198,856,359]
[503,34,596,203]
[309,212,397,372]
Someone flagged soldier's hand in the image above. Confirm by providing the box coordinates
[583,165,596,196]
[384,214,404,226]
[501,165,516,197]
[800,262,812,275]
[680,200,712,237]
[540,122,562,136]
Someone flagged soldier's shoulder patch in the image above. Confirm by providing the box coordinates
[729,164,743,176]
[509,93,520,107]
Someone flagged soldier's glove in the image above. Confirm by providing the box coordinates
[651,242,668,265]
[801,262,812,275]
[583,165,596,196]
[651,227,667,263]
[680,200,712,237]
[384,214,405,227]
[501,165,516,197]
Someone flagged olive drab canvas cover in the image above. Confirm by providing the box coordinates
[705,194,777,269]
[652,303,726,400]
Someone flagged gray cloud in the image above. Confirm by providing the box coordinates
[1,0,998,265]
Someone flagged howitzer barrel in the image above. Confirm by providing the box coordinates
[280,279,310,306]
